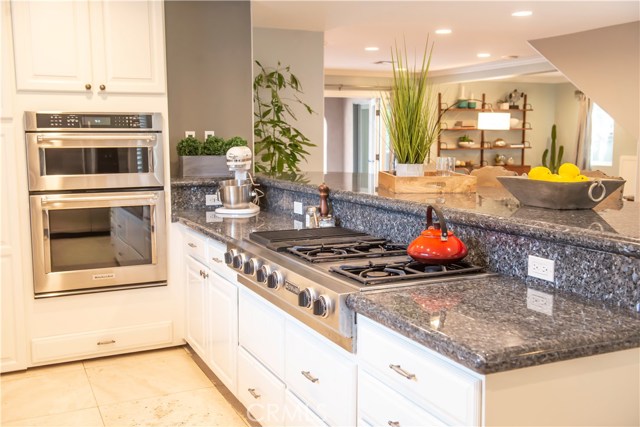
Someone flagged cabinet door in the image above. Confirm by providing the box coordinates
[91,0,166,94]
[284,390,328,427]
[284,319,356,427]
[237,346,285,427]
[11,0,93,92]
[185,256,207,360]
[238,287,285,378]
[207,271,238,395]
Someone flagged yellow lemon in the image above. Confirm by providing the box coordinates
[528,166,552,180]
[558,163,580,178]
[575,174,590,181]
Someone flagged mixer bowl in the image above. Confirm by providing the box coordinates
[219,179,253,209]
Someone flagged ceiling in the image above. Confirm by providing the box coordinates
[252,1,639,80]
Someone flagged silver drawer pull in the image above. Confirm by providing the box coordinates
[301,370,319,383]
[97,339,116,345]
[248,388,261,399]
[389,364,416,381]
[388,422,401,427]
[211,257,222,263]
[188,243,197,248]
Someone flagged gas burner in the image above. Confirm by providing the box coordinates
[331,258,484,285]
[287,240,407,263]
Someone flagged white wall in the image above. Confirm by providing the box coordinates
[253,28,324,172]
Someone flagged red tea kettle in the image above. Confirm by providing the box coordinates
[407,205,468,264]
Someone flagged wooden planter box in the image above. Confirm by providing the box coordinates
[179,156,229,178]
[378,170,477,194]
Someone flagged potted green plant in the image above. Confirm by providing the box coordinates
[177,135,248,178]
[382,39,439,176]
[253,60,316,174]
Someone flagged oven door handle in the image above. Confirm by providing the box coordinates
[36,134,157,147]
[41,193,159,206]
[42,209,52,273]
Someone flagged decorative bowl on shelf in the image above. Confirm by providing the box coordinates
[457,141,476,148]
[496,176,626,210]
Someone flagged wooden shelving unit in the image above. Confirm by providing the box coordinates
[437,93,533,173]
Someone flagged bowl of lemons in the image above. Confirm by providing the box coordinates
[496,163,625,210]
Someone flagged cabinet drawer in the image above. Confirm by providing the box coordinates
[31,321,173,364]
[285,319,356,427]
[208,239,236,283]
[237,346,285,427]
[358,316,481,426]
[239,288,285,378]
[183,229,207,264]
[284,390,328,427]
[358,370,445,427]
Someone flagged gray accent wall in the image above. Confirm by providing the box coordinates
[165,1,253,177]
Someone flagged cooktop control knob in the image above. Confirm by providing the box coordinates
[257,265,272,284]
[313,295,332,318]
[224,249,238,266]
[244,258,261,276]
[232,253,248,270]
[267,270,284,289]
[298,288,317,309]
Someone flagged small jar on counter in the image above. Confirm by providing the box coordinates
[305,206,319,228]
[319,215,335,228]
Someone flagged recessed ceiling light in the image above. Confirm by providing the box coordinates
[512,10,533,17]
[364,46,379,52]
[477,53,491,58]
[435,28,452,35]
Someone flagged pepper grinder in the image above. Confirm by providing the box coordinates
[318,183,330,217]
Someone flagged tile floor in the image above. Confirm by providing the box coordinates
[0,346,251,426]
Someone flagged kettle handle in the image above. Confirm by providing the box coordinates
[426,205,448,242]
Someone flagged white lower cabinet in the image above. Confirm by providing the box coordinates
[183,232,237,395]
[357,315,482,426]
[285,319,356,427]
[237,346,285,427]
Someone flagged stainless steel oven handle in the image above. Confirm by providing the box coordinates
[41,193,158,205]
[37,134,156,142]
[42,209,52,273]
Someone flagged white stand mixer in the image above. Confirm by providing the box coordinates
[214,146,261,217]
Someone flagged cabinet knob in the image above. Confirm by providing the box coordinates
[99,84,106,91]
[85,83,92,90]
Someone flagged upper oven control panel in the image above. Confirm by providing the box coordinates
[24,112,162,132]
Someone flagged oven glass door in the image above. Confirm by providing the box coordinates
[26,133,164,191]
[30,191,167,297]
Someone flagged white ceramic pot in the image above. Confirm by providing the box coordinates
[396,163,424,177]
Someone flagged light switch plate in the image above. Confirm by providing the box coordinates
[185,131,195,138]
[204,130,215,139]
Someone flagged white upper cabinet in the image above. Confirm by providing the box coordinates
[11,0,166,94]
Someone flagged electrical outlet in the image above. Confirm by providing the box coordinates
[185,131,195,138]
[205,194,221,206]
[527,288,554,315]
[204,130,215,139]
[528,255,555,282]
[293,201,303,215]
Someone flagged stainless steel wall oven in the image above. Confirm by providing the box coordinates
[25,112,167,298]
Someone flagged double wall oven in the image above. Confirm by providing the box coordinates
[25,112,167,298]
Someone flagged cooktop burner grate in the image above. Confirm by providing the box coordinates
[286,240,407,263]
[330,258,484,285]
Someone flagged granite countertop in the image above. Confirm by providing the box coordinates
[347,278,640,374]
[175,209,640,375]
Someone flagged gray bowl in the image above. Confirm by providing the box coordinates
[219,179,253,208]
[496,176,625,210]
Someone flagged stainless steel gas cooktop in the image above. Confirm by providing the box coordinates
[226,227,492,351]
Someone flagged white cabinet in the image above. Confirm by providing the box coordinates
[284,390,328,427]
[285,319,356,427]
[11,0,166,94]
[357,315,482,426]
[183,231,238,395]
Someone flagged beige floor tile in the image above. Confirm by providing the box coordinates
[1,370,97,423]
[82,346,188,369]
[3,407,104,427]
[86,351,212,406]
[100,387,247,427]
[0,361,84,383]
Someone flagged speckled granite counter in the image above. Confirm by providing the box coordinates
[174,208,640,374]
[347,278,640,374]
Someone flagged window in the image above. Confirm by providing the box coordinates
[589,103,614,166]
